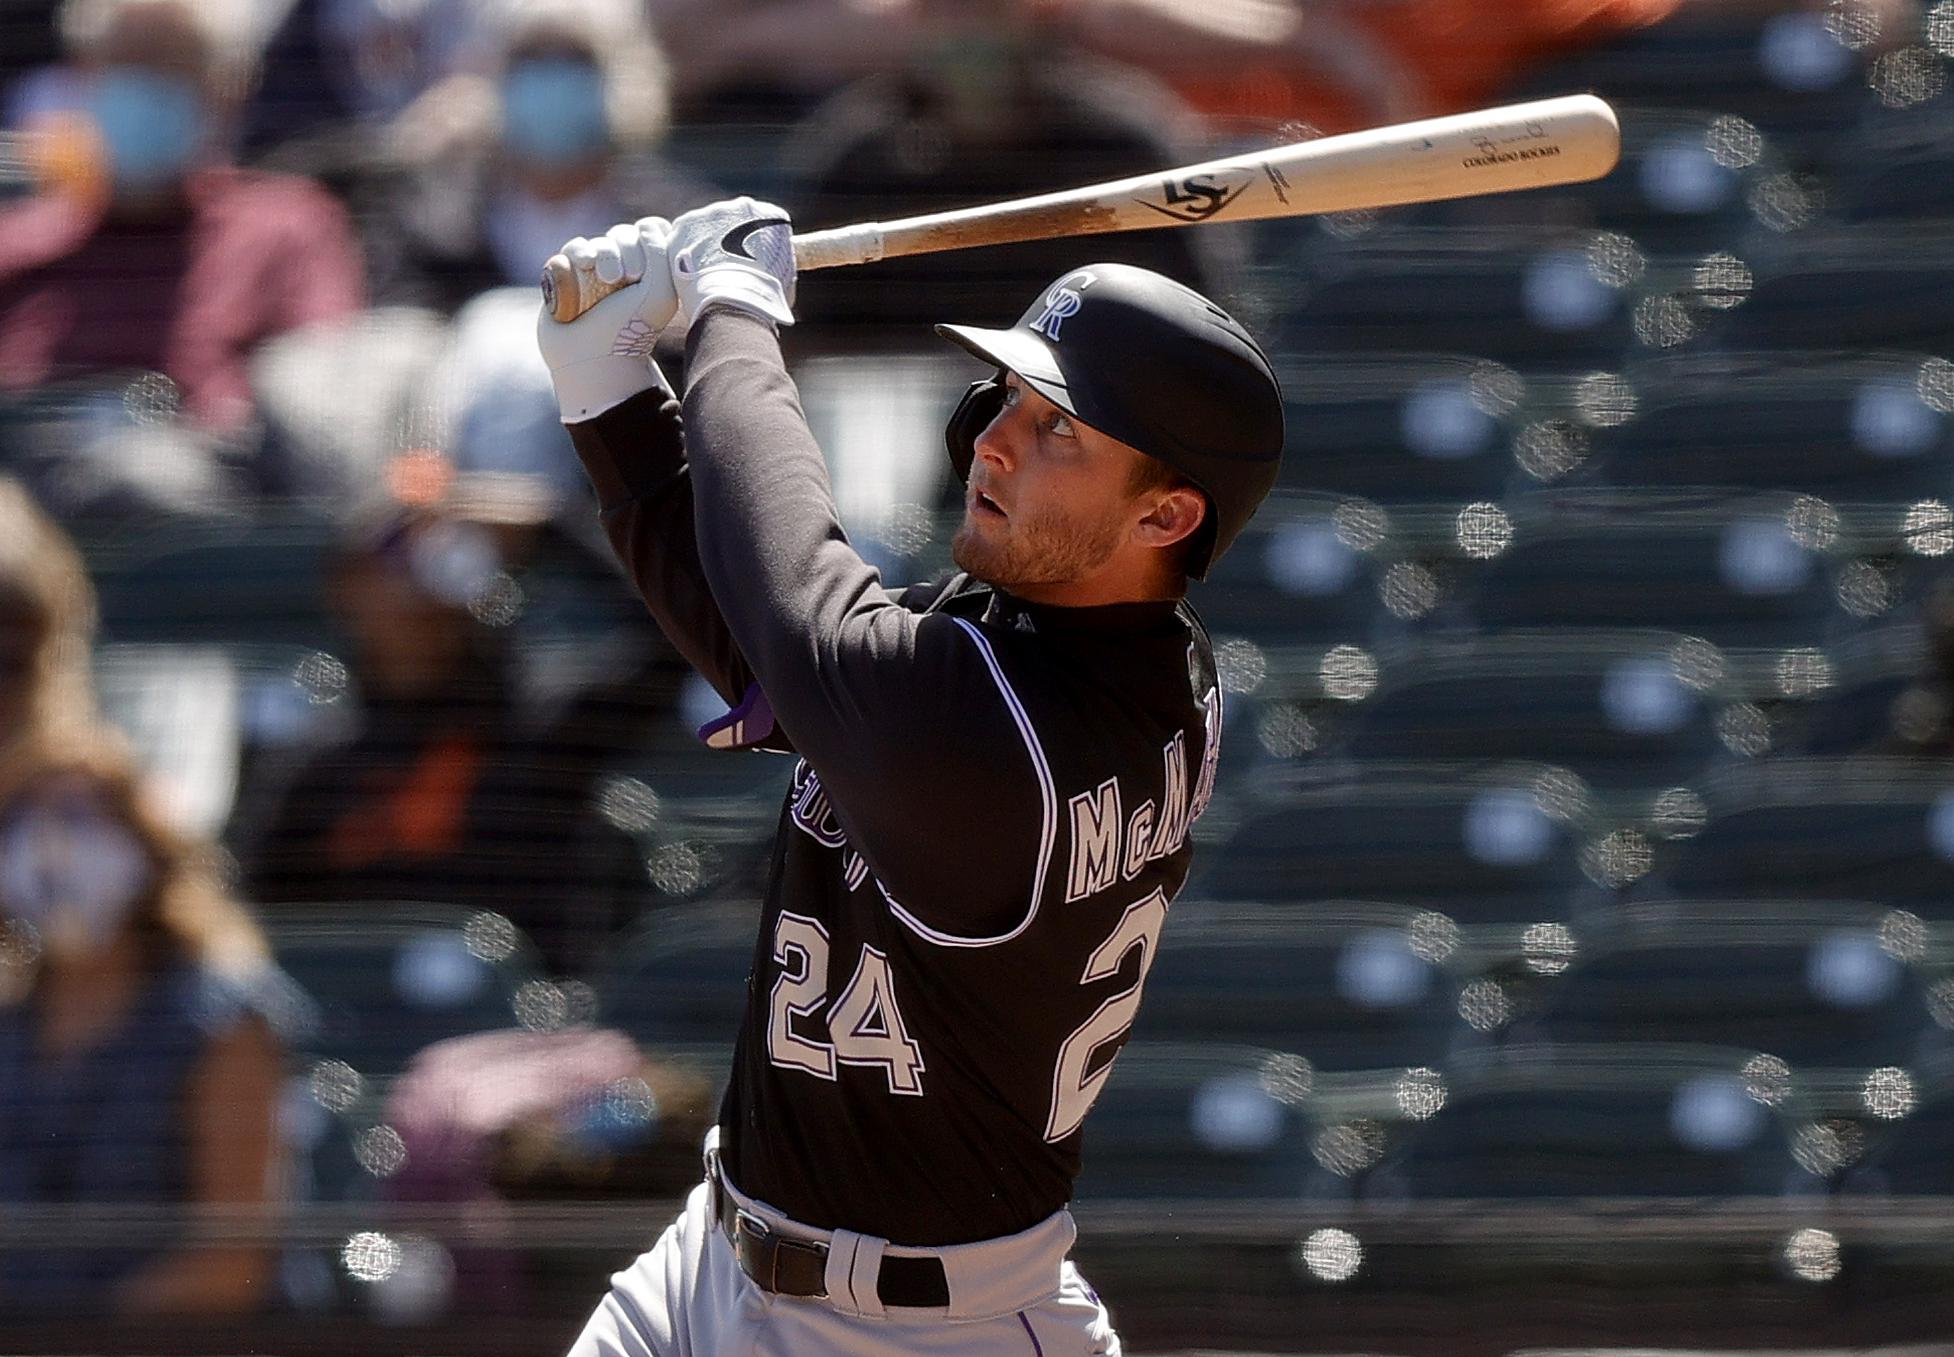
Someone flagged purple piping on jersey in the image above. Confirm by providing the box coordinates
[1017,1311,1047,1357]
[698,681,777,750]
[878,616,1059,949]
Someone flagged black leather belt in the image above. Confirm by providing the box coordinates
[709,1168,951,1308]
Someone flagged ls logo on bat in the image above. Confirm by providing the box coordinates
[1135,167,1255,222]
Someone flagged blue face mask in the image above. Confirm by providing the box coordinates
[87,66,207,195]
[500,58,609,164]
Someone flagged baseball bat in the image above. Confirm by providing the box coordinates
[542,92,1620,323]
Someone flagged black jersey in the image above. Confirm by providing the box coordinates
[569,311,1220,1246]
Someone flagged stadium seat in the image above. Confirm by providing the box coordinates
[1275,228,1639,370]
[1371,1045,1819,1199]
[591,900,760,1050]
[1344,632,1727,791]
[1133,902,1470,1072]
[1271,353,1525,504]
[1071,1041,1324,1201]
[1199,764,1597,924]
[1198,501,1381,647]
[1726,226,1954,353]
[1790,639,1932,756]
[1851,1072,1954,1194]
[265,905,544,1077]
[1473,492,1845,649]
[1660,759,1954,917]
[1590,351,1954,500]
[88,514,339,647]
[1505,10,1876,158]
[1518,903,1938,1074]
[603,700,796,905]
[1834,105,1954,225]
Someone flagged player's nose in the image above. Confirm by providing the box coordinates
[972,404,1020,474]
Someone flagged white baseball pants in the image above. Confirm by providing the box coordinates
[563,1166,1121,1357]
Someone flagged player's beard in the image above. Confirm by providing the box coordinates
[950,497,1126,591]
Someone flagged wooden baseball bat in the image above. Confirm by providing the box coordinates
[542,92,1620,323]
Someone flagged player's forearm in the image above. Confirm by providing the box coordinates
[568,387,760,705]
[679,309,904,675]
[679,309,938,755]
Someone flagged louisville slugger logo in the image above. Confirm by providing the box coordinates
[1135,168,1254,223]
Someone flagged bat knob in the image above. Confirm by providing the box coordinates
[540,266,558,317]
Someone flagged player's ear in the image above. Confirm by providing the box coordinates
[1134,484,1206,552]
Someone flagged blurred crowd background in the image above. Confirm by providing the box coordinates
[5,0,1954,1352]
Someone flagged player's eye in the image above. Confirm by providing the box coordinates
[1046,412,1076,439]
[1000,383,1021,407]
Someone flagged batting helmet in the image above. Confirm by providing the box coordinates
[936,263,1283,579]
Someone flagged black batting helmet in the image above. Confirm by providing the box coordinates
[936,263,1283,579]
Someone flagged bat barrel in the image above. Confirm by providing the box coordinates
[818,93,1621,265]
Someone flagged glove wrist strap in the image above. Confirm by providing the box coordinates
[689,268,795,327]
[553,354,665,424]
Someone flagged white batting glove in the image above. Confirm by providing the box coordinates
[536,217,680,423]
[668,197,797,329]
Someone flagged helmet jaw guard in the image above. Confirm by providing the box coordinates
[936,263,1282,581]
[944,374,1005,483]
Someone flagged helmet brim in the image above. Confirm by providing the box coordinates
[933,323,1076,415]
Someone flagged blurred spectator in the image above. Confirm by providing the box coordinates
[1045,0,1929,140]
[357,0,716,312]
[0,477,97,761]
[0,0,365,439]
[240,490,659,977]
[0,1,64,113]
[0,724,293,1316]
[643,0,927,118]
[782,0,1219,333]
[243,0,493,156]
[1044,0,1684,137]
[375,1026,716,1315]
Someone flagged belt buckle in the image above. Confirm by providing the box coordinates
[732,1207,775,1289]
[733,1207,831,1298]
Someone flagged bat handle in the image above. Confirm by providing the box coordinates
[542,252,614,324]
[791,223,886,272]
[541,223,889,323]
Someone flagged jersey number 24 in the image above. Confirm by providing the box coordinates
[763,889,1169,1142]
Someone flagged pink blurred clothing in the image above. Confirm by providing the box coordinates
[0,168,366,431]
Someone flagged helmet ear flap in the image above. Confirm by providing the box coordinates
[945,371,1007,481]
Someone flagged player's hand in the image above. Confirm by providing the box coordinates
[536,217,679,423]
[668,197,796,329]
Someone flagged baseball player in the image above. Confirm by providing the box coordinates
[537,198,1283,1356]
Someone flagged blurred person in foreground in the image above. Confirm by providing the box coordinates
[362,0,716,314]
[0,726,293,1317]
[1041,0,1929,140]
[0,0,365,435]
[241,486,655,978]
[0,477,98,761]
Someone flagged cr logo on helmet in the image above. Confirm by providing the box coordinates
[1029,270,1098,341]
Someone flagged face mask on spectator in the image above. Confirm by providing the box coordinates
[86,66,208,196]
[500,58,609,164]
[0,796,153,955]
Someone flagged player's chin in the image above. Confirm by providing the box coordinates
[950,522,1008,581]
